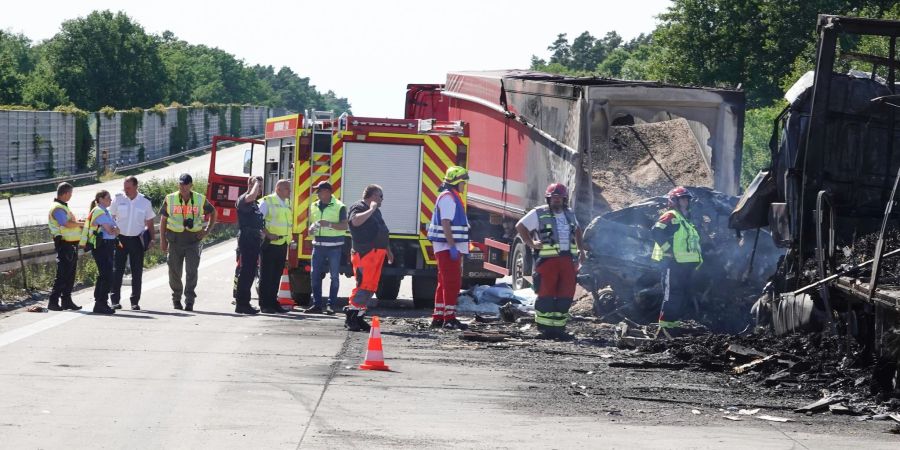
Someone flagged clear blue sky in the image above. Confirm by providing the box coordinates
[3,0,672,117]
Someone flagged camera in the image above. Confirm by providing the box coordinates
[184,218,194,229]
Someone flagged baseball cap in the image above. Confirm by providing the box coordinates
[178,173,193,185]
[314,181,333,191]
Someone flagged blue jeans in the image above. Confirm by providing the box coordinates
[311,245,342,308]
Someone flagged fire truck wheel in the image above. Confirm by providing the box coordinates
[412,276,436,309]
[376,275,402,301]
[510,241,532,290]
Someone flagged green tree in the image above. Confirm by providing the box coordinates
[0,30,34,104]
[43,10,167,110]
[742,104,785,186]
[547,33,572,66]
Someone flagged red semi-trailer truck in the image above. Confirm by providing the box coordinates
[407,70,746,290]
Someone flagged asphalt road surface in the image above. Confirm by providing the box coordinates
[1,142,263,229]
[0,238,896,449]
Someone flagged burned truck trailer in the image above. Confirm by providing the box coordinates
[732,16,900,353]
[407,71,745,289]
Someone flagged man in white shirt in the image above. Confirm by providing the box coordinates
[109,176,156,310]
[515,182,585,339]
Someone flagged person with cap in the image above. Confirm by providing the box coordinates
[345,184,393,331]
[305,181,348,315]
[231,175,276,314]
[258,179,294,313]
[109,176,155,310]
[47,182,85,311]
[426,166,470,330]
[651,186,702,334]
[515,182,586,339]
[159,173,217,311]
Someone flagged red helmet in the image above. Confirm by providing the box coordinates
[545,183,569,199]
[666,186,693,205]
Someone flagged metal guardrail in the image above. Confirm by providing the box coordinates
[0,242,55,272]
[0,134,261,192]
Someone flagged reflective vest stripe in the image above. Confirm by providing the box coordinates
[262,194,292,245]
[309,198,346,245]
[427,190,469,243]
[48,203,82,242]
[165,192,205,232]
[535,206,578,258]
[79,206,107,247]
[651,209,702,263]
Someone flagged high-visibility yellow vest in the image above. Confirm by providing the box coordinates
[262,194,292,245]
[165,192,205,232]
[535,206,579,258]
[48,202,82,243]
[651,209,702,263]
[309,198,346,247]
[79,206,107,248]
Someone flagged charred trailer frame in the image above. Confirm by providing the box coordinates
[734,16,900,356]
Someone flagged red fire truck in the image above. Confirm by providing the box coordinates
[206,112,478,307]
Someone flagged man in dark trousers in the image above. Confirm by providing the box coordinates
[109,176,155,310]
[233,176,281,314]
[651,186,702,335]
[346,184,393,331]
[258,179,293,312]
[47,182,84,311]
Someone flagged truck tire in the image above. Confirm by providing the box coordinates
[289,270,312,307]
[376,275,402,300]
[412,276,436,309]
[510,241,532,290]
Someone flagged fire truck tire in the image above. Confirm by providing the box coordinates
[412,276,436,309]
[510,241,532,290]
[289,270,312,307]
[376,275,402,301]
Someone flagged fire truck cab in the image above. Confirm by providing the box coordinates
[207,111,474,307]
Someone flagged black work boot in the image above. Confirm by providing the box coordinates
[48,299,62,311]
[173,299,184,310]
[443,318,468,331]
[61,298,82,311]
[345,310,361,332]
[429,318,444,328]
[356,313,371,333]
[235,302,259,315]
[184,300,194,312]
[92,302,115,315]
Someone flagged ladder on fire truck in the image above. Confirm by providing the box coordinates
[305,110,335,194]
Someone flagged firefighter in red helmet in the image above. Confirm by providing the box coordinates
[515,182,586,339]
[651,186,702,335]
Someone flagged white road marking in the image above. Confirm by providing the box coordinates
[0,246,235,349]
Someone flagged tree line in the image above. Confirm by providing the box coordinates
[0,10,350,113]
[530,1,900,186]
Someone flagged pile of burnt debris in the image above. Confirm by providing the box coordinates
[638,332,900,417]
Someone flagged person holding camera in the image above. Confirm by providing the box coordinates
[159,173,217,311]
[81,190,120,314]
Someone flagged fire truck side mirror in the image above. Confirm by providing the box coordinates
[242,149,252,174]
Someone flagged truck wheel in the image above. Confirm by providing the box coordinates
[289,270,312,307]
[510,241,532,290]
[376,275,402,300]
[412,276,436,309]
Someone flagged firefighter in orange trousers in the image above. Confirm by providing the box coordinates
[345,184,394,331]
[515,183,585,339]
[426,166,470,330]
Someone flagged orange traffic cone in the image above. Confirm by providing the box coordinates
[276,268,295,310]
[359,316,390,371]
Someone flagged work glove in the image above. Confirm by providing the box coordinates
[449,246,460,261]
